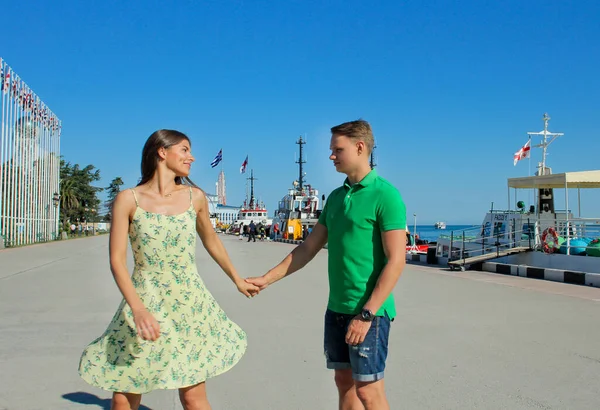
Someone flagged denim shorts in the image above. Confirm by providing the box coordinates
[324,309,391,382]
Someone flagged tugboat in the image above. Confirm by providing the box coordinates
[272,137,433,251]
[233,169,272,230]
[272,136,323,240]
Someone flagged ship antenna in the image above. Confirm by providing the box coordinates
[527,113,564,175]
[296,135,306,192]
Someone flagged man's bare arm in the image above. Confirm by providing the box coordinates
[247,223,328,289]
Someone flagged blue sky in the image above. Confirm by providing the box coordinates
[2,0,599,224]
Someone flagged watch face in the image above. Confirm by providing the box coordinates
[362,310,373,320]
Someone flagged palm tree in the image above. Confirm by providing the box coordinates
[59,178,79,226]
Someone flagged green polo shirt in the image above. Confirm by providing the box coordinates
[318,169,406,319]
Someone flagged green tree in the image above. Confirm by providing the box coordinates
[104,177,124,221]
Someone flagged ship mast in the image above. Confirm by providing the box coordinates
[370,141,377,169]
[296,135,306,192]
[527,113,564,175]
[247,169,257,208]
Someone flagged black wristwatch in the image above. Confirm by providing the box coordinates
[360,309,375,322]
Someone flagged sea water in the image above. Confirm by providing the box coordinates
[411,225,479,242]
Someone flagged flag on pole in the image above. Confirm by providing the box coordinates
[2,67,9,94]
[0,57,4,93]
[240,155,248,174]
[210,149,222,168]
[513,139,531,166]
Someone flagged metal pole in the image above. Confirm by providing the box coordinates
[527,218,532,249]
[56,196,60,239]
[482,224,485,255]
[54,204,57,239]
[462,230,465,264]
[413,213,417,246]
[496,230,500,257]
[578,187,581,218]
[565,179,570,255]
[512,218,516,248]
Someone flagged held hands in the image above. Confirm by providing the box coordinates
[244,275,270,292]
[345,316,372,346]
[235,278,261,298]
[235,275,270,299]
[133,308,161,341]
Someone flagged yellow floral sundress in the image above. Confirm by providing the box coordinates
[79,188,247,393]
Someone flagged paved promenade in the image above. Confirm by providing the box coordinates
[1,234,600,409]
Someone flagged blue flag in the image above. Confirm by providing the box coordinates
[211,149,222,168]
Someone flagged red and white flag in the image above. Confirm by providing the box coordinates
[240,155,248,174]
[2,68,9,95]
[513,139,531,166]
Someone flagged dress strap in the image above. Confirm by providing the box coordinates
[189,186,193,206]
[130,189,139,206]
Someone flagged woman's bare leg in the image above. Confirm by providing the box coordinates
[111,392,142,410]
[179,382,211,410]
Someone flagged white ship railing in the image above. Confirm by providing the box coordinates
[437,220,535,263]
[437,216,600,260]
[534,217,600,255]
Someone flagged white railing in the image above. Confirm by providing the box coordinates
[535,217,600,256]
[437,219,536,262]
[437,216,600,260]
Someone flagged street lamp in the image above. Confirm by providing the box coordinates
[52,192,60,239]
[90,208,96,235]
[413,213,417,241]
[83,207,97,235]
[408,213,418,254]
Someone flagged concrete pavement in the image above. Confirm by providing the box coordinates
[1,235,600,409]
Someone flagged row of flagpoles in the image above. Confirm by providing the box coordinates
[210,149,249,174]
[1,58,61,132]
[0,57,61,247]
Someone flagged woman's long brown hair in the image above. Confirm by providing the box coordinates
[137,129,199,188]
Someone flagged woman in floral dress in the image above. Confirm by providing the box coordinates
[79,130,259,410]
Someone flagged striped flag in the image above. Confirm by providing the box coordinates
[513,139,531,166]
[210,149,222,168]
[240,155,248,174]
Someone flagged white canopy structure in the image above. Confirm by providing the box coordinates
[507,170,600,220]
[508,171,600,189]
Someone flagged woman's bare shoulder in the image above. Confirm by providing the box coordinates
[190,186,208,211]
[113,188,138,208]
[190,186,207,199]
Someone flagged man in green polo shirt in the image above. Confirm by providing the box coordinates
[247,119,406,410]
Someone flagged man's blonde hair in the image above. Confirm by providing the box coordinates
[330,119,374,154]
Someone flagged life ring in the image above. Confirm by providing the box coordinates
[541,227,559,253]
